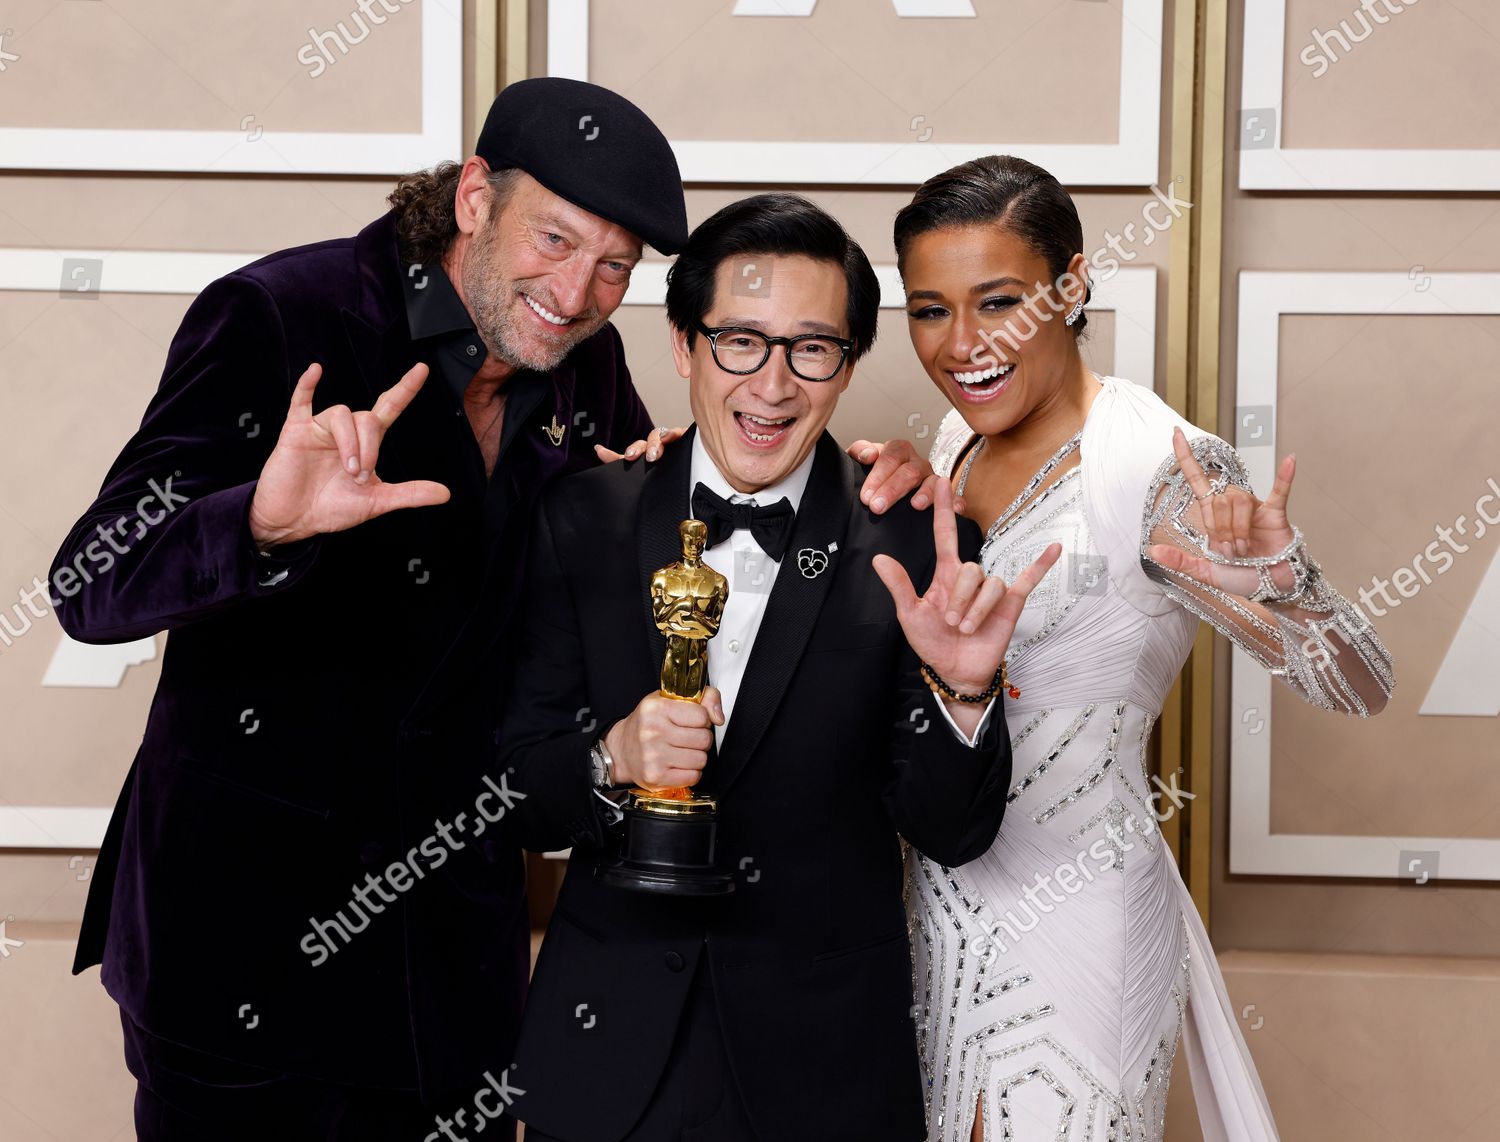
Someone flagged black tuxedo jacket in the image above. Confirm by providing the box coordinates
[49,211,653,1099]
[500,429,1012,1141]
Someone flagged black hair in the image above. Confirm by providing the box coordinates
[665,192,880,362]
[893,155,1090,336]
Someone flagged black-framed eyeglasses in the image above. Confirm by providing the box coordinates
[694,322,854,383]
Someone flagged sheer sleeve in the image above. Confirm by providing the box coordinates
[1140,436,1394,716]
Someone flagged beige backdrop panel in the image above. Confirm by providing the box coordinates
[1269,313,1500,840]
[1162,951,1500,1142]
[0,0,425,133]
[0,175,395,818]
[1214,0,1500,958]
[3,293,184,808]
[589,0,1121,146]
[1281,0,1500,150]
[0,176,398,251]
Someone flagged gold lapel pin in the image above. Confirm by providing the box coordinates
[542,415,566,446]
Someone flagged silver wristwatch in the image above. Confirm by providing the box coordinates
[588,737,616,790]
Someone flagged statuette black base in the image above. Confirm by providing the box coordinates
[595,793,734,896]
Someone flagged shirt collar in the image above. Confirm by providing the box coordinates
[402,257,475,340]
[689,429,815,515]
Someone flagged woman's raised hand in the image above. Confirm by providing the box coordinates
[1146,426,1298,597]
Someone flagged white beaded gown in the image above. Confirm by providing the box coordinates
[906,376,1393,1142]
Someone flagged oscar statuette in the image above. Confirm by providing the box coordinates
[597,519,735,895]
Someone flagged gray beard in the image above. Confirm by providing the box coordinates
[462,225,603,372]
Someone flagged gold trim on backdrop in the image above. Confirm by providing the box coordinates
[1165,0,1198,418]
[1159,0,1199,874]
[500,0,530,89]
[1163,0,1230,926]
[469,0,532,144]
[468,0,532,140]
[472,2,501,146]
[1188,0,1228,933]
[1193,0,1228,435]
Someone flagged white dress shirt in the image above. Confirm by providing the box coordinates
[690,434,814,743]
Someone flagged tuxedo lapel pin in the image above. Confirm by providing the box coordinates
[542,415,566,446]
[796,542,835,579]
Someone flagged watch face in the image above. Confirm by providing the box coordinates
[590,746,608,787]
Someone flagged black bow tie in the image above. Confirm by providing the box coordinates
[691,483,796,562]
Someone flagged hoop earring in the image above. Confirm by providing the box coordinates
[1064,299,1084,327]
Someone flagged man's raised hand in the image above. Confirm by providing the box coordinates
[248,362,451,548]
[873,480,1059,695]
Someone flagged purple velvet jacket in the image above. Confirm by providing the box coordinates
[50,211,653,1100]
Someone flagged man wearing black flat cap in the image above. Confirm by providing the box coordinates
[53,77,934,1141]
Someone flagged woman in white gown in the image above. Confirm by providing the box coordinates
[894,156,1394,1142]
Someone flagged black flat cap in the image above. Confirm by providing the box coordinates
[476,77,689,255]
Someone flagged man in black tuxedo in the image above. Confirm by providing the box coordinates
[501,194,1060,1142]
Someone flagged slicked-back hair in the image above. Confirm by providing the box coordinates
[894,155,1091,335]
[666,192,880,363]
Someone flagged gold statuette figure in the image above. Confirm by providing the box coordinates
[652,519,729,702]
[640,518,728,804]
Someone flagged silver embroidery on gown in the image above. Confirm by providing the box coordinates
[906,379,1392,1142]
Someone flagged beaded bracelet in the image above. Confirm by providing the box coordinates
[920,660,1019,703]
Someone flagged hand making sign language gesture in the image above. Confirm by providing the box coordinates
[1145,426,1300,599]
[248,362,452,549]
[873,479,1061,732]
